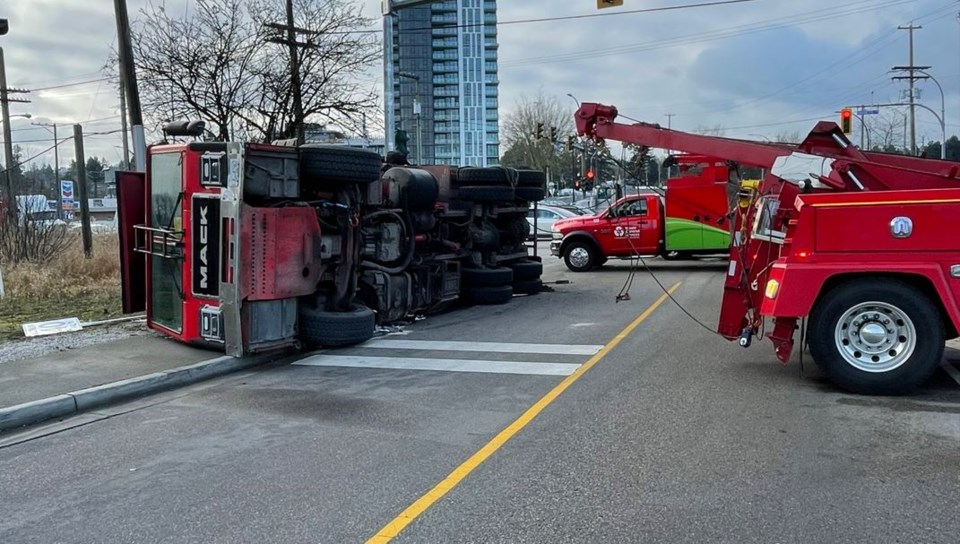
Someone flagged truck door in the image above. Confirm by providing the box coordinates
[606,196,659,256]
[116,171,146,313]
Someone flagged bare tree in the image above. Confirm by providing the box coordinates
[127,0,379,142]
[246,0,380,141]
[132,0,259,141]
[500,91,576,172]
[865,111,908,153]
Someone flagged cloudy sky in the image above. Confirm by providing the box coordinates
[3,0,960,168]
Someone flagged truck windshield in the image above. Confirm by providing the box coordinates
[150,152,183,332]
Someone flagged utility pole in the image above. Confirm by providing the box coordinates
[264,2,308,143]
[896,23,922,155]
[114,0,146,172]
[665,113,675,130]
[0,47,30,212]
[73,124,93,258]
[286,0,304,143]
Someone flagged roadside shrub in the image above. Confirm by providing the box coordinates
[0,220,71,265]
[3,232,120,300]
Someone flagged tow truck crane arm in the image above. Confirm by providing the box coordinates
[574,102,793,169]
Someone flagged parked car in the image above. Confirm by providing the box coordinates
[527,205,580,239]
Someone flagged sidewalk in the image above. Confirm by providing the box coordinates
[0,327,276,434]
[0,335,216,409]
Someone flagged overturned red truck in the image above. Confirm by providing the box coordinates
[575,102,960,395]
[117,125,545,357]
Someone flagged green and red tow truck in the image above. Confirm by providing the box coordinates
[550,154,734,272]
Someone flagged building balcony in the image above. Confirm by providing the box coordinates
[431,15,457,23]
[432,39,458,49]
[433,62,458,73]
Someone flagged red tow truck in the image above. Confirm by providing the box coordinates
[550,154,733,271]
[576,102,960,395]
[116,123,545,356]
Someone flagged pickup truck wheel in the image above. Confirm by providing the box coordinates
[662,251,691,261]
[299,303,376,348]
[458,185,515,202]
[563,241,596,272]
[462,285,514,305]
[807,279,943,395]
[462,266,513,287]
[300,145,382,186]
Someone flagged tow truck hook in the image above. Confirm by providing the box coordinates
[738,327,753,348]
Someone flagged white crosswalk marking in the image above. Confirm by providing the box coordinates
[294,355,580,376]
[292,339,601,376]
[360,339,603,356]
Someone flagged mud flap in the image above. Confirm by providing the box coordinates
[766,317,798,363]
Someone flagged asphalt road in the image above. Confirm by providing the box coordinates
[2,246,959,543]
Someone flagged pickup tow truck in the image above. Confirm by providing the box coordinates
[550,154,732,271]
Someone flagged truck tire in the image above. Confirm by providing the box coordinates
[462,285,514,305]
[513,279,542,295]
[515,187,546,202]
[807,279,944,395]
[563,240,598,272]
[509,260,543,281]
[516,169,545,188]
[299,303,376,348]
[458,167,512,186]
[462,266,513,287]
[458,185,515,202]
[300,145,382,186]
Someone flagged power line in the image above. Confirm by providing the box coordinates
[29,77,115,92]
[501,0,915,68]
[320,0,763,36]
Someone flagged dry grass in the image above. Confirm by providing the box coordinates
[0,232,125,339]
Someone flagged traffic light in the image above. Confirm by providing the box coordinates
[574,179,581,190]
[565,135,574,152]
[535,122,544,140]
[840,107,853,135]
[549,126,557,142]
[586,169,595,181]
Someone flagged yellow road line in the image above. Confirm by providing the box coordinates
[365,281,683,543]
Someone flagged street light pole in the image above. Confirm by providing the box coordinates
[915,69,946,159]
[32,121,59,199]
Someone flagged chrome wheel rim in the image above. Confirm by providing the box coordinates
[835,301,916,373]
[568,247,590,269]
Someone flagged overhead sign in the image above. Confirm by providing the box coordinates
[597,0,624,8]
[857,108,879,115]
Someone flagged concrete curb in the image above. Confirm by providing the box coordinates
[0,352,278,434]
